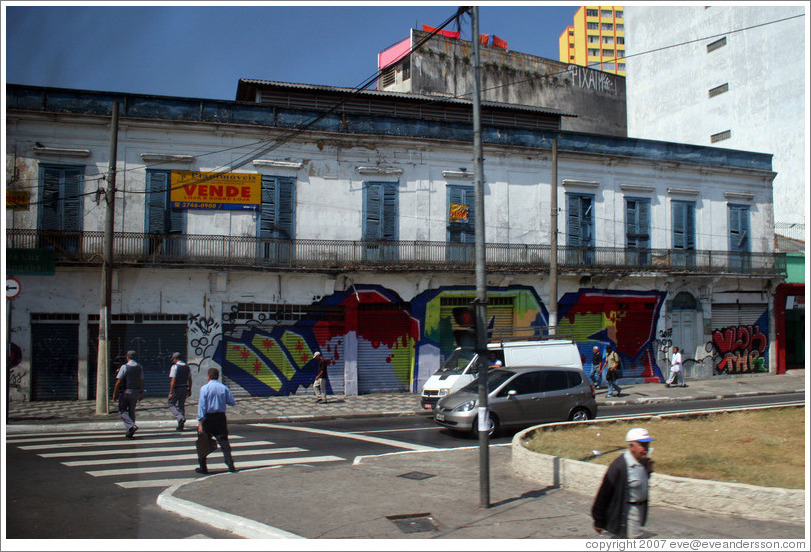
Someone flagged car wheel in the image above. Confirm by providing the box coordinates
[471,412,499,438]
[569,407,590,422]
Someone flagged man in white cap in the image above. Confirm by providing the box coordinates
[592,427,655,539]
[312,351,329,403]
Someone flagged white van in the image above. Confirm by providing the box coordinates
[419,339,583,410]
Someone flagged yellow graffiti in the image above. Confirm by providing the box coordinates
[390,334,416,384]
[251,335,297,380]
[225,343,282,391]
[281,331,314,366]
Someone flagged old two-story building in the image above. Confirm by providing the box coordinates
[5,80,784,402]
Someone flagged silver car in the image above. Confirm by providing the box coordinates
[433,366,597,436]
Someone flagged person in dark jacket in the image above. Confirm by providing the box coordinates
[592,427,655,539]
[167,352,192,431]
[112,350,144,438]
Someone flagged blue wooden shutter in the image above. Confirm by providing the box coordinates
[672,201,695,250]
[39,167,62,231]
[382,183,397,241]
[146,170,170,234]
[626,198,650,249]
[363,183,382,241]
[447,185,475,243]
[728,204,750,253]
[363,182,397,241]
[62,168,82,232]
[567,193,594,247]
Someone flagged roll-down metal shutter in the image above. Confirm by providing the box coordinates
[31,320,80,401]
[88,320,187,398]
[710,303,769,373]
[357,307,412,394]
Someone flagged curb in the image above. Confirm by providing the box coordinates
[157,471,304,539]
[510,405,806,523]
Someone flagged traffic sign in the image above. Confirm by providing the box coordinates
[6,277,21,299]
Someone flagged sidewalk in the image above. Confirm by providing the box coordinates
[5,369,806,430]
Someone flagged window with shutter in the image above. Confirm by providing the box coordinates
[672,200,696,267]
[446,185,475,263]
[566,193,595,264]
[363,181,399,261]
[145,170,185,257]
[258,176,296,263]
[37,165,84,256]
[728,204,750,272]
[626,198,651,265]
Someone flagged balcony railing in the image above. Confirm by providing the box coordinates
[6,229,786,276]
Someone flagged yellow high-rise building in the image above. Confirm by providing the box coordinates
[559,6,625,76]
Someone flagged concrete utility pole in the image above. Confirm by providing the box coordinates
[549,138,558,336]
[471,6,490,509]
[96,101,119,414]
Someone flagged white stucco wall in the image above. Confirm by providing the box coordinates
[624,5,807,227]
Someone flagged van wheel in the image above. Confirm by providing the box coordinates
[471,413,499,438]
[569,408,590,422]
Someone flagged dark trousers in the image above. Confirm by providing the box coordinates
[198,412,234,470]
[168,385,189,421]
[118,390,139,431]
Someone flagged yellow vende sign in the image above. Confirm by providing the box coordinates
[170,171,261,211]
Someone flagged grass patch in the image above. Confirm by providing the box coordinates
[523,406,806,489]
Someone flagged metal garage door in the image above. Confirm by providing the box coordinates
[88,318,187,398]
[710,303,769,374]
[357,306,413,394]
[31,317,80,401]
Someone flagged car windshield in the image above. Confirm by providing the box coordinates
[459,369,513,393]
[435,349,477,375]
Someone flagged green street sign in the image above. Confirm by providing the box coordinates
[6,249,55,275]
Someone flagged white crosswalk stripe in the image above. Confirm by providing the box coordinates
[7,428,345,489]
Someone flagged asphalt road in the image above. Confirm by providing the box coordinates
[4,392,803,539]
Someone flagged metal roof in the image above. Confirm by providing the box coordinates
[236,78,572,117]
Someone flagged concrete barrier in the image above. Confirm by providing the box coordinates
[511,415,805,523]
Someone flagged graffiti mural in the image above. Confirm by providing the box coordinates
[711,324,768,374]
[558,289,667,382]
[208,285,673,396]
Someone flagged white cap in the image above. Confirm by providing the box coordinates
[626,428,655,443]
[313,351,321,357]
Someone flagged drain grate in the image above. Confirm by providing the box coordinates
[386,513,438,534]
[397,471,436,480]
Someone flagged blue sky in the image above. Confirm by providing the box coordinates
[3,3,579,100]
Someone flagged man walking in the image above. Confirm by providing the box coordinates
[590,346,605,388]
[604,344,622,398]
[666,346,684,387]
[168,352,192,431]
[196,368,236,474]
[592,427,655,539]
[112,350,144,439]
[313,351,329,403]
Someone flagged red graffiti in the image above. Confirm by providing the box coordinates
[712,325,767,374]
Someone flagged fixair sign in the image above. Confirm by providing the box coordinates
[170,171,261,211]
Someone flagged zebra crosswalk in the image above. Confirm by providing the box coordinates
[6,427,344,489]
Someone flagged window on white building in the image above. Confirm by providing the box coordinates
[146,169,186,256]
[626,198,651,265]
[711,129,732,143]
[363,181,399,261]
[708,83,729,98]
[38,164,84,255]
[566,193,595,264]
[259,175,296,262]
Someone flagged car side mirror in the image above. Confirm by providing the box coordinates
[507,389,517,397]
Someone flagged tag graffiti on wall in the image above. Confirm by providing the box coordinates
[711,325,768,374]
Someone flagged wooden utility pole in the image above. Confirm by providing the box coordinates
[96,101,119,414]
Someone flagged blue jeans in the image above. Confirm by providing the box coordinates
[606,379,622,397]
[590,369,604,387]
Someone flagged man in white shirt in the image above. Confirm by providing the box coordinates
[665,346,684,387]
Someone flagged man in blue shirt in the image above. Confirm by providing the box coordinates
[196,367,236,474]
